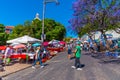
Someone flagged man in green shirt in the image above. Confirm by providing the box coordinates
[71,41,82,70]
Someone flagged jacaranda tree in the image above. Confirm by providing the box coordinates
[69,0,120,40]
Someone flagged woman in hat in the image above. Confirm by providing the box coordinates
[32,46,44,69]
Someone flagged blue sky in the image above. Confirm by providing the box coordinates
[0,0,77,37]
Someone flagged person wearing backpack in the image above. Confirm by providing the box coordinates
[71,42,82,70]
[32,46,44,69]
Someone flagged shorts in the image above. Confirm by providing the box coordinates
[68,49,72,54]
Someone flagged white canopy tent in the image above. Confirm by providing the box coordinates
[81,30,120,42]
[105,30,120,40]
[48,40,60,44]
[7,35,42,44]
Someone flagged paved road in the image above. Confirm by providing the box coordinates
[2,51,120,80]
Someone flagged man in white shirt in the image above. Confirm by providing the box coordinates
[4,45,12,65]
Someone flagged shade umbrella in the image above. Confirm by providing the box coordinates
[10,42,20,46]
[49,40,60,44]
[0,46,6,50]
[59,41,66,45]
[106,34,113,39]
[43,42,49,46]
[32,43,41,47]
[84,41,88,43]
[13,44,26,49]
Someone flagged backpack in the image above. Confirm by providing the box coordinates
[68,44,72,50]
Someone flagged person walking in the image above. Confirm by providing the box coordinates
[32,46,44,69]
[66,42,72,59]
[71,42,82,70]
[3,45,13,65]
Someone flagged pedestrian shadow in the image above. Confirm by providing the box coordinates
[44,63,49,67]
[81,64,85,68]
[70,57,75,60]
[99,59,120,64]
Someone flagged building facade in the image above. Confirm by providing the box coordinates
[5,26,14,34]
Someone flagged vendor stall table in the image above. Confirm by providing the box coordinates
[47,47,64,52]
[2,53,48,63]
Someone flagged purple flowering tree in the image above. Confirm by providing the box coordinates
[69,0,120,40]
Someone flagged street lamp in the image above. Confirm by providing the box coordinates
[42,0,59,42]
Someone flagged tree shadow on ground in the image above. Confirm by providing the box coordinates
[83,51,120,65]
[98,58,120,64]
[91,53,120,64]
[91,53,106,60]
[83,52,91,55]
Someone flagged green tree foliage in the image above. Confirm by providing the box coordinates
[0,24,9,45]
[0,33,9,45]
[8,19,66,41]
[63,37,72,42]
[45,19,66,40]
[8,24,24,39]
[0,24,5,32]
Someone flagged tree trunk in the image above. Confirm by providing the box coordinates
[88,33,94,43]
[100,29,109,50]
[100,30,107,41]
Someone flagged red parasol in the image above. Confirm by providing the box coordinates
[13,44,26,49]
[59,41,66,45]
[0,46,6,50]
[43,42,49,46]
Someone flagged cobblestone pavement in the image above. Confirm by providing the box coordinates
[2,51,120,80]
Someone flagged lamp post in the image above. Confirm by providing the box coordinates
[42,0,59,42]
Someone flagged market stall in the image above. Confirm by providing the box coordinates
[7,35,42,44]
